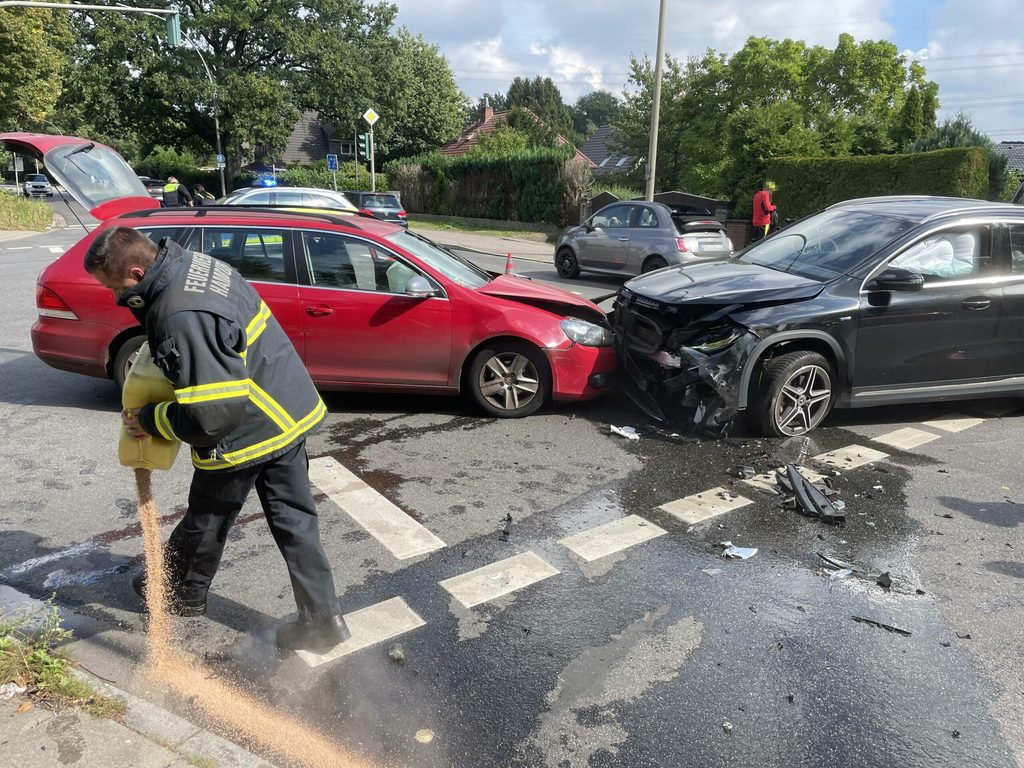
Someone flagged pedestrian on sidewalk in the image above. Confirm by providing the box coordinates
[751,179,777,241]
[84,226,349,654]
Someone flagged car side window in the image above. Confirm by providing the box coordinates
[136,227,182,246]
[638,208,659,228]
[274,192,303,206]
[187,228,290,283]
[591,205,631,229]
[242,191,272,205]
[1009,224,1024,274]
[889,227,989,280]
[303,231,417,293]
[303,193,340,208]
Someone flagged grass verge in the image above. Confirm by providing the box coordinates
[0,191,52,230]
[408,215,557,242]
[0,598,126,719]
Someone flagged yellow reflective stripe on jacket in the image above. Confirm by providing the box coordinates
[152,401,177,441]
[190,398,326,469]
[248,380,296,432]
[175,379,251,405]
[246,302,272,347]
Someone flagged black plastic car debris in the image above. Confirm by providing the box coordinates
[876,572,893,591]
[852,615,912,637]
[781,464,845,524]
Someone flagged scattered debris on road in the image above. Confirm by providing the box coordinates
[851,615,912,637]
[733,465,756,479]
[722,721,734,734]
[610,425,640,441]
[781,465,845,524]
[499,513,512,540]
[720,541,758,559]
[876,572,892,591]
[956,631,973,640]
[389,643,405,663]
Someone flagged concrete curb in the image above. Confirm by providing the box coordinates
[77,668,278,767]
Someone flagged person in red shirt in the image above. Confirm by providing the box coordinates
[752,180,777,241]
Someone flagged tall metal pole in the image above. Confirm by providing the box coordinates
[182,35,226,197]
[354,124,359,185]
[645,0,668,201]
[369,125,376,192]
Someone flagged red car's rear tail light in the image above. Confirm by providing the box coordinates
[675,237,689,253]
[36,284,78,320]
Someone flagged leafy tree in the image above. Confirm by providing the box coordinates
[506,76,574,141]
[571,90,621,136]
[0,8,72,131]
[505,107,563,149]
[474,92,508,115]
[613,34,940,206]
[472,124,530,155]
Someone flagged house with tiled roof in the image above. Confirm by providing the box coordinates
[252,111,356,169]
[579,124,640,176]
[993,141,1024,175]
[439,106,594,166]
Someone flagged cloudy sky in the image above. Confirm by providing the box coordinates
[395,0,1024,140]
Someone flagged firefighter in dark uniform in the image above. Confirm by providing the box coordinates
[162,175,193,207]
[84,227,349,654]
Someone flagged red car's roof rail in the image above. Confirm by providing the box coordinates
[116,206,368,228]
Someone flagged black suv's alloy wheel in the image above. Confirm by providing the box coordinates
[755,351,835,437]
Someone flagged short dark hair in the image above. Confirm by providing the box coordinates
[84,227,159,280]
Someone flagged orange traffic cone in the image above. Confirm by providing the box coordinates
[504,252,515,275]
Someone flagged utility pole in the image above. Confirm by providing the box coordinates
[645,0,668,201]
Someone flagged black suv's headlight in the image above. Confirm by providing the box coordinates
[561,318,613,347]
[689,328,745,354]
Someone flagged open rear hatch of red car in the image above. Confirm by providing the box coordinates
[1,133,158,219]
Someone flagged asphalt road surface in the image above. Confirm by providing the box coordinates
[1,215,1022,768]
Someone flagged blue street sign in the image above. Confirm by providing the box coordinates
[326,154,339,172]
[215,153,225,164]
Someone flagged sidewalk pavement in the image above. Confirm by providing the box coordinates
[0,588,276,768]
[415,227,556,264]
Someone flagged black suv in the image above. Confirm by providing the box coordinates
[613,196,1024,437]
[344,190,408,228]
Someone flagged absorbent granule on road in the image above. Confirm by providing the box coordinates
[133,469,378,768]
[135,468,172,656]
[147,652,374,768]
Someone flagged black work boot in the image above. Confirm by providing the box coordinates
[132,570,207,617]
[276,614,351,655]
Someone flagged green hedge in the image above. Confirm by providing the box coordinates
[755,147,989,221]
[384,146,587,226]
[0,192,52,230]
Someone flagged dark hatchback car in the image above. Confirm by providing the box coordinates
[613,196,1024,437]
[344,190,408,228]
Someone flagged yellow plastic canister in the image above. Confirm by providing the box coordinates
[118,341,181,471]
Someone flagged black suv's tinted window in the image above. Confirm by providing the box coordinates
[740,209,917,280]
[187,228,290,283]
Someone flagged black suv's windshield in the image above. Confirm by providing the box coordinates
[739,209,917,280]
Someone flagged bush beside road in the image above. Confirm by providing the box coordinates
[0,193,53,231]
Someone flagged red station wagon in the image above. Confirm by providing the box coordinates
[5,133,616,418]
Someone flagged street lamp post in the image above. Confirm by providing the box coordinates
[180,37,227,198]
[645,0,668,201]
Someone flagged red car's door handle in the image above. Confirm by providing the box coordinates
[305,305,334,317]
[961,297,992,311]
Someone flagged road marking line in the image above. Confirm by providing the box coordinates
[873,427,941,450]
[7,246,31,251]
[814,445,889,470]
[560,515,667,562]
[296,596,425,668]
[439,551,559,608]
[658,487,753,525]
[921,415,985,433]
[743,466,827,495]
[46,246,65,254]
[308,456,445,560]
[3,542,97,576]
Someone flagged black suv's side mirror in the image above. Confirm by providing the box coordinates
[866,267,925,292]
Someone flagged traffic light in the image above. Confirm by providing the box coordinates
[357,133,370,160]
[165,10,182,47]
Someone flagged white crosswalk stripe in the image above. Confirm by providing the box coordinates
[308,456,445,560]
[813,445,889,470]
[873,427,941,450]
[560,515,666,562]
[658,486,753,525]
[921,415,985,433]
[743,466,827,494]
[439,551,559,608]
[295,597,426,668]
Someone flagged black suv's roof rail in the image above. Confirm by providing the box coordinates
[117,205,374,229]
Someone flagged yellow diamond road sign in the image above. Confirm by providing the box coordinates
[362,108,379,126]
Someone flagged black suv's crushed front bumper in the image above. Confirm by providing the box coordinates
[612,289,758,435]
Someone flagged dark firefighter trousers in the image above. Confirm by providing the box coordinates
[164,439,339,619]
